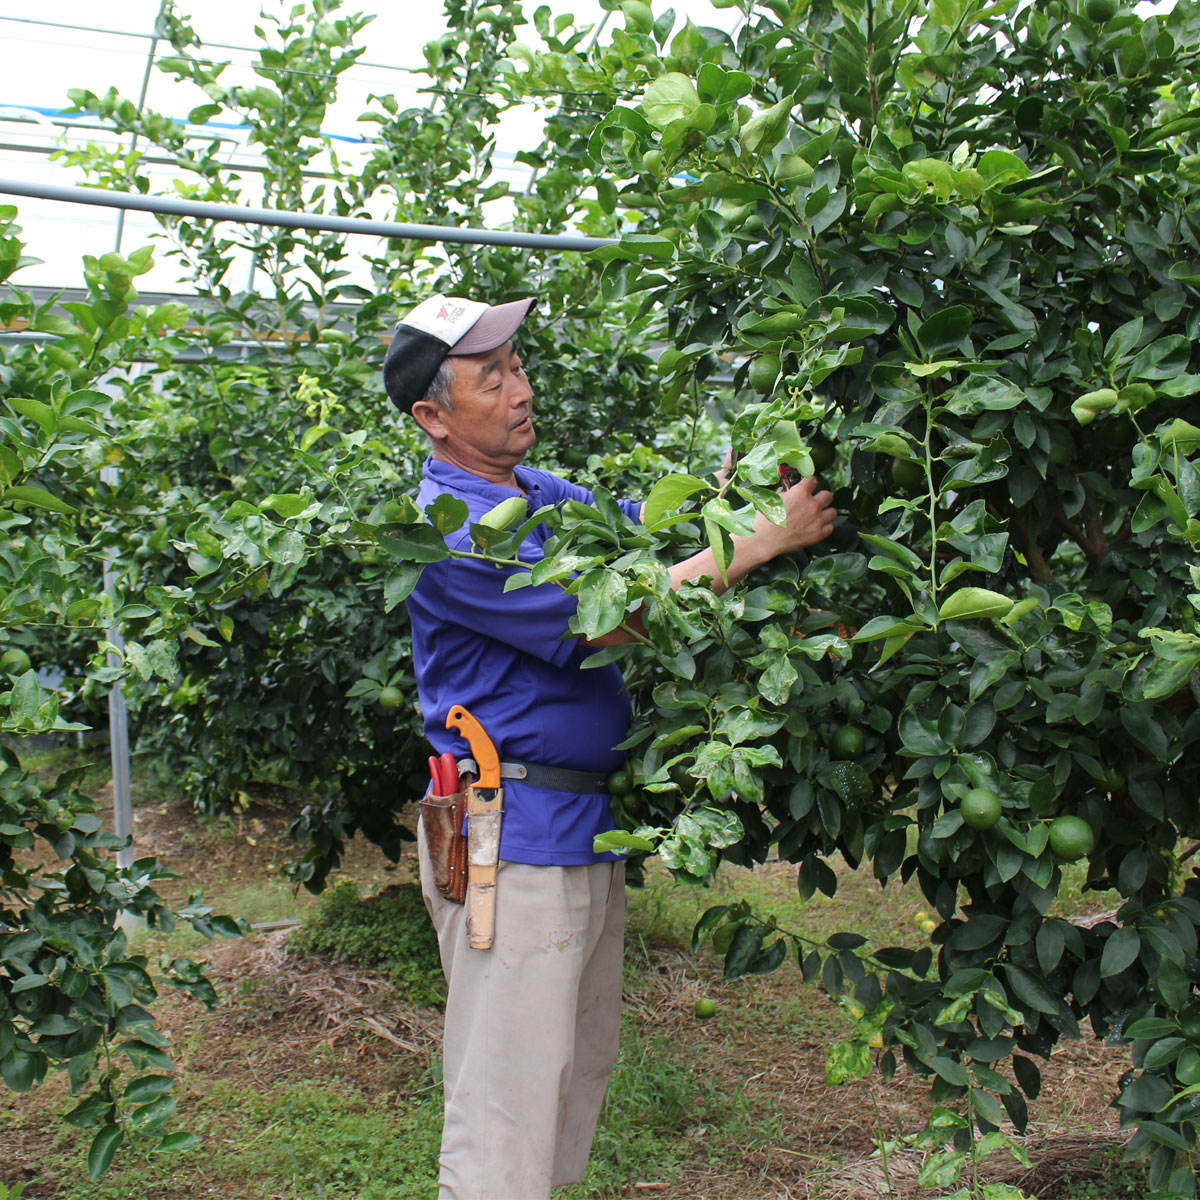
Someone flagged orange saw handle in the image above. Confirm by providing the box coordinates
[445,704,501,790]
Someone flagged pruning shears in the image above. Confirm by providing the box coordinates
[445,704,503,950]
[427,752,460,797]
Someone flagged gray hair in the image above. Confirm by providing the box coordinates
[423,359,456,413]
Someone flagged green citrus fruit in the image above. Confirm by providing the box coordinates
[890,457,924,491]
[381,500,406,523]
[830,725,865,760]
[378,686,404,712]
[0,648,31,675]
[694,997,717,1019]
[1084,0,1118,21]
[1181,1003,1200,1042]
[1048,815,1095,861]
[809,433,837,473]
[562,446,589,468]
[607,768,633,796]
[1098,420,1135,450]
[961,787,1002,830]
[748,355,781,394]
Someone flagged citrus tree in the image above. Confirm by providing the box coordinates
[0,210,250,1177]
[400,0,1200,1191]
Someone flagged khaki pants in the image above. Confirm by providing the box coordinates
[418,823,626,1200]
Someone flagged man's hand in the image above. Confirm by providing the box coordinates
[752,474,837,559]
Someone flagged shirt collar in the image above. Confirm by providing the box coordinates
[424,456,543,501]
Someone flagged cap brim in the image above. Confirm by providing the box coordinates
[449,297,535,355]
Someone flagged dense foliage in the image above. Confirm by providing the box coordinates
[485,0,1200,1192]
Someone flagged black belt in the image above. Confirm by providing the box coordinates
[456,758,610,794]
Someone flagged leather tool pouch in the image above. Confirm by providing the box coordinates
[420,791,468,904]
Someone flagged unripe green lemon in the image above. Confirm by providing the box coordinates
[694,997,717,1019]
[378,686,404,712]
[831,725,865,760]
[1181,1003,1200,1042]
[606,768,633,797]
[748,355,781,394]
[961,787,1002,830]
[1048,815,1095,861]
[890,457,924,491]
[1084,0,1118,21]
[809,433,837,473]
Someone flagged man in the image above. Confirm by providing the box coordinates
[383,294,835,1200]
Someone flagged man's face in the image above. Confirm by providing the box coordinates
[424,340,535,477]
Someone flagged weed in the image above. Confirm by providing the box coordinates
[1056,1147,1149,1198]
[289,880,444,1006]
[247,1082,440,1200]
[562,1023,781,1197]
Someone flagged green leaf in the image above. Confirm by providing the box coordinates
[593,830,656,854]
[154,1131,201,1153]
[6,396,56,435]
[123,1074,175,1102]
[938,588,1014,622]
[1004,965,1060,1016]
[639,73,702,130]
[929,1055,969,1086]
[3,485,78,514]
[644,474,707,526]
[1100,926,1141,977]
[377,527,450,563]
[260,493,310,518]
[575,569,628,638]
[917,306,972,356]
[87,1124,124,1180]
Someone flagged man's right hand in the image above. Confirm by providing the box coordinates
[754,474,837,560]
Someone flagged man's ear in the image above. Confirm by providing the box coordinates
[411,400,448,440]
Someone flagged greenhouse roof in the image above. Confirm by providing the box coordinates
[1,0,742,295]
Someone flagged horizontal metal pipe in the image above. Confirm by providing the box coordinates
[0,178,619,252]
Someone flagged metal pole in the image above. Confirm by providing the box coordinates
[98,465,136,879]
[114,0,169,255]
[0,178,619,252]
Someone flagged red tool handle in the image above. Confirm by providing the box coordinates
[438,752,459,795]
[428,755,443,795]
